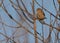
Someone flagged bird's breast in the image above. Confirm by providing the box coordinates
[37,13,45,20]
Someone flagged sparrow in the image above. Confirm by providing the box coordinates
[36,8,46,24]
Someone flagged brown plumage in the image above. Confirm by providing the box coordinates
[36,8,46,24]
[36,8,46,20]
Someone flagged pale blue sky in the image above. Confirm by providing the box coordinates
[0,0,60,43]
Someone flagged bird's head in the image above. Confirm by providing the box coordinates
[36,8,43,13]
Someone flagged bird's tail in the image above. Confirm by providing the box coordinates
[39,20,45,24]
[44,17,47,19]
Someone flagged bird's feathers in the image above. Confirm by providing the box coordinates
[36,8,46,20]
[36,8,46,24]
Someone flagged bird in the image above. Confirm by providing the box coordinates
[36,8,46,24]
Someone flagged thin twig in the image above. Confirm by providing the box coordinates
[53,0,57,12]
